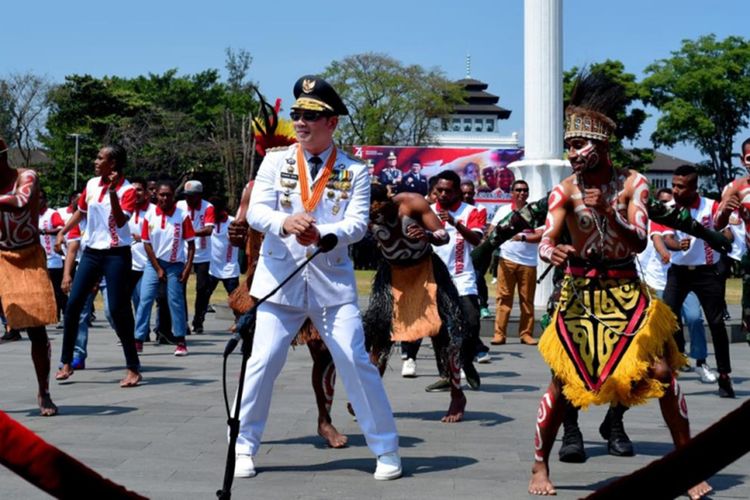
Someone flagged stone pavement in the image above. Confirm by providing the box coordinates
[1,310,748,499]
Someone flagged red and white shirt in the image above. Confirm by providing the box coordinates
[78,176,137,249]
[661,196,720,266]
[431,200,485,296]
[39,208,64,269]
[210,214,240,279]
[129,201,155,271]
[141,205,195,263]
[177,199,214,264]
[56,205,76,225]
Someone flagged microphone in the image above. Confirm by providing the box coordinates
[223,233,338,358]
[318,233,338,252]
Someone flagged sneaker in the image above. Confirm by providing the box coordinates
[134,341,143,353]
[697,363,717,384]
[206,305,216,313]
[401,358,416,378]
[174,343,188,357]
[475,351,491,364]
[234,454,256,478]
[373,452,402,480]
[480,307,493,319]
[425,378,451,392]
[718,374,735,398]
[71,358,86,370]
[192,325,203,335]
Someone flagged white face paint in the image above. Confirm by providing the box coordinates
[567,138,600,173]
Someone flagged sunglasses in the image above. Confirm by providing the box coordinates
[290,110,329,122]
[514,188,529,193]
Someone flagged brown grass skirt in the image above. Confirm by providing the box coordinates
[0,244,57,329]
[390,257,441,342]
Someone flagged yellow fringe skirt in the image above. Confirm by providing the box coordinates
[538,275,686,409]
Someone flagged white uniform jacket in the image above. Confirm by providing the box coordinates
[247,144,370,308]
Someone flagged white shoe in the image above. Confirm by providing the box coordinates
[460,369,466,379]
[697,364,717,384]
[374,452,402,480]
[475,351,491,364]
[234,454,256,478]
[401,358,417,378]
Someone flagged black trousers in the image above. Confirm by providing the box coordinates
[189,261,211,328]
[663,264,731,374]
[47,267,66,321]
[401,294,487,364]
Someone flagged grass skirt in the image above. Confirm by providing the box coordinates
[0,244,57,329]
[538,275,686,408]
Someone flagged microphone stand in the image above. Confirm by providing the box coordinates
[217,239,333,500]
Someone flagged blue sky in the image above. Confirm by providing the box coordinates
[3,0,748,163]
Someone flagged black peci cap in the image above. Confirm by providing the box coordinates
[292,75,349,116]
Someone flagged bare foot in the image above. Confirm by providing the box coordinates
[318,421,348,448]
[120,370,142,388]
[529,462,556,496]
[441,391,466,423]
[55,365,74,381]
[687,481,712,499]
[38,393,58,417]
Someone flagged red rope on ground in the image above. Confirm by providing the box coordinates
[587,400,750,499]
[0,411,147,499]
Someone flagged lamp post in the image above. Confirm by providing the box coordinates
[68,133,82,191]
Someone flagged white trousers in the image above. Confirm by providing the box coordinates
[234,301,399,457]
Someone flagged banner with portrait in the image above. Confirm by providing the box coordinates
[352,145,524,222]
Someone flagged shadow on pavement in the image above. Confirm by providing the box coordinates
[264,434,424,450]
[256,455,478,477]
[8,404,138,417]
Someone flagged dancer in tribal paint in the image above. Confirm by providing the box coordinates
[716,136,750,345]
[0,138,58,416]
[527,72,712,499]
[364,183,467,423]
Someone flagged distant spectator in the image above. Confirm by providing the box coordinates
[205,196,241,307]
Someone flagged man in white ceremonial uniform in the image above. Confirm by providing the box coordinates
[234,75,401,480]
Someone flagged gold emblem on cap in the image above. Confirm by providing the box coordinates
[302,79,316,94]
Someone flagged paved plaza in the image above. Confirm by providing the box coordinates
[1,306,749,499]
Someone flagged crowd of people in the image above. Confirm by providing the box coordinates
[2,71,748,499]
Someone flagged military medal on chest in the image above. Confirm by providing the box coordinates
[327,166,353,215]
[280,157,298,207]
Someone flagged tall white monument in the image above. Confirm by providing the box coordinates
[508,0,569,306]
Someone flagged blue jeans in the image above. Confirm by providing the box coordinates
[73,290,96,361]
[135,260,187,342]
[61,247,140,370]
[657,289,707,361]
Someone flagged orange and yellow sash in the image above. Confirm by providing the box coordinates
[296,146,337,213]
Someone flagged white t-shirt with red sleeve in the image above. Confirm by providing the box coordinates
[431,201,484,296]
[209,215,240,279]
[78,176,137,250]
[39,208,64,269]
[176,199,215,264]
[129,202,155,272]
[660,196,720,266]
[141,205,195,263]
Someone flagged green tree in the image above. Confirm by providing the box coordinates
[563,60,653,170]
[641,35,750,189]
[322,53,464,146]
